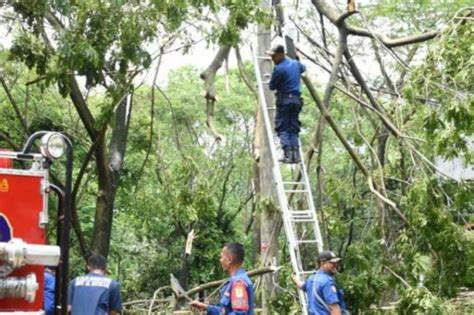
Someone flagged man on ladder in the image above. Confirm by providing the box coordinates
[265,44,306,164]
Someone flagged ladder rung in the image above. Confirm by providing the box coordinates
[283,181,305,185]
[285,189,308,193]
[257,56,271,60]
[290,210,314,222]
[289,210,312,216]
[292,218,315,223]
[296,241,319,246]
[300,270,316,275]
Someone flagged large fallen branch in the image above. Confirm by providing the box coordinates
[124,266,281,311]
[176,265,280,299]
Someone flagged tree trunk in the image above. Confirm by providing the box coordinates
[257,0,279,310]
[91,93,133,257]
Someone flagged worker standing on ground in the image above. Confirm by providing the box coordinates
[265,44,306,164]
[292,250,347,315]
[44,267,55,315]
[68,254,122,315]
[190,242,254,314]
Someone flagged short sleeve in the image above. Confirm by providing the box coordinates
[109,281,123,311]
[206,304,224,314]
[269,67,282,91]
[302,278,309,292]
[321,281,339,305]
[230,280,249,311]
[299,62,306,74]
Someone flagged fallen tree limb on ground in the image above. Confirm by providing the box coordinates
[123,265,280,309]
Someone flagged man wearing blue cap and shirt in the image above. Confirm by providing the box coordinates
[293,250,347,315]
[265,44,306,164]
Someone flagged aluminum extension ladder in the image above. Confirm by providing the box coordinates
[252,48,324,315]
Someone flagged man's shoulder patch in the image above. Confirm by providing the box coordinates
[231,280,249,311]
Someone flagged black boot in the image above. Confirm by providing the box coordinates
[292,147,301,164]
[279,147,292,163]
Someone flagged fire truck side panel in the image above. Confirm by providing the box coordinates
[0,170,47,311]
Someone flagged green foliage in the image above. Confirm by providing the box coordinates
[407,13,473,161]
[267,265,301,314]
[400,178,468,297]
[366,0,472,30]
[396,287,447,315]
[5,0,265,90]
[1,1,473,313]
[339,241,389,312]
[464,232,474,288]
[101,65,256,298]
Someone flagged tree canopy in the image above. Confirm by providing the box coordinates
[0,0,472,313]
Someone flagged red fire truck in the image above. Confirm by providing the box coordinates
[0,132,72,315]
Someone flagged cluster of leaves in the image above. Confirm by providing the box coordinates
[396,287,447,314]
[397,178,470,297]
[406,11,473,162]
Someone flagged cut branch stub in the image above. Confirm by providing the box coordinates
[200,46,231,142]
[200,46,231,102]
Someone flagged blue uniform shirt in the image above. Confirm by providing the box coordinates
[269,57,306,94]
[303,270,346,315]
[68,272,122,315]
[207,268,254,315]
[44,270,55,315]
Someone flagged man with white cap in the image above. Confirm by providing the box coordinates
[292,250,347,315]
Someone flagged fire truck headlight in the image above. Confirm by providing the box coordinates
[40,133,66,160]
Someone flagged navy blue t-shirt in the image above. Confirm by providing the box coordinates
[269,57,306,94]
[68,272,122,315]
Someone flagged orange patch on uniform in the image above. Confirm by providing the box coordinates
[231,280,249,311]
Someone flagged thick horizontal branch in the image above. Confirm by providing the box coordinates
[178,265,280,299]
[347,27,438,47]
[311,0,439,48]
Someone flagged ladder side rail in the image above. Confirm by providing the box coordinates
[252,46,304,270]
[297,145,324,252]
[253,46,309,315]
[252,45,304,273]
[275,0,324,256]
[251,47,280,166]
[252,45,304,261]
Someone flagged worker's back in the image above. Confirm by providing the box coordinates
[68,272,122,315]
[269,57,306,94]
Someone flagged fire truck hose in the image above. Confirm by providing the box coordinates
[0,273,38,302]
[0,239,60,271]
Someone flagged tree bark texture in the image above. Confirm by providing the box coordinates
[200,46,231,141]
[92,93,133,257]
[257,0,279,310]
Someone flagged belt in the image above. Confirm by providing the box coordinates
[277,92,300,98]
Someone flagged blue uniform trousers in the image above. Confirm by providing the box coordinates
[275,93,302,149]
